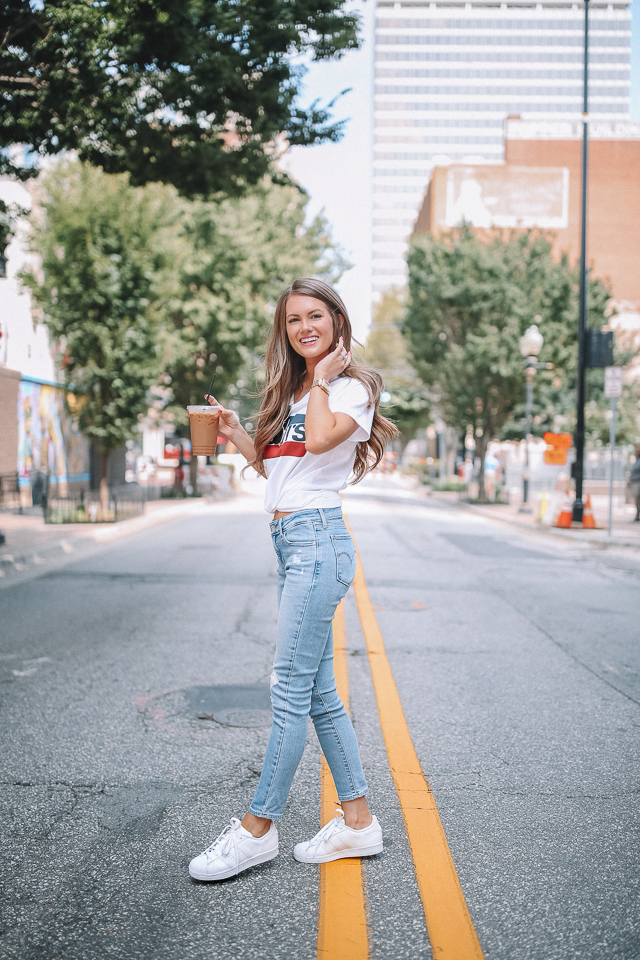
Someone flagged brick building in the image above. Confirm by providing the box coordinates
[414,118,640,302]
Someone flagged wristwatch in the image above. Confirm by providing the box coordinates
[311,378,331,396]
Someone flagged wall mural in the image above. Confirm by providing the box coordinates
[17,379,90,487]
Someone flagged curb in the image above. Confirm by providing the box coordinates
[431,494,640,551]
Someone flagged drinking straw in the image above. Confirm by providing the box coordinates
[204,372,217,404]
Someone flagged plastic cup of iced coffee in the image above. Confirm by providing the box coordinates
[187,405,222,456]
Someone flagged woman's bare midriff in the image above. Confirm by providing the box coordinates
[273,510,293,520]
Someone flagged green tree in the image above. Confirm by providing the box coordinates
[162,177,348,485]
[403,226,615,501]
[1,0,359,195]
[364,288,430,449]
[22,159,182,509]
[21,158,346,497]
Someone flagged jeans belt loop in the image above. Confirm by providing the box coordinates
[318,507,327,529]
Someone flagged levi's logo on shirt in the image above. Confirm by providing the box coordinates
[264,414,306,459]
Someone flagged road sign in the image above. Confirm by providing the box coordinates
[543,432,572,465]
[604,366,622,398]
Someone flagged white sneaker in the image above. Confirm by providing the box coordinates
[293,809,383,864]
[189,818,279,881]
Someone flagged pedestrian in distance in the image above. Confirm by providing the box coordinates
[188,277,398,881]
[630,445,640,522]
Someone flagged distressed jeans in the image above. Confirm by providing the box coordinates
[249,506,368,820]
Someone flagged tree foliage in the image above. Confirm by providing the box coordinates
[0,198,28,251]
[364,288,430,445]
[21,158,344,489]
[22,160,180,466]
[403,226,625,497]
[1,0,359,195]
[162,177,347,426]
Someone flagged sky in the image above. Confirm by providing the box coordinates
[281,0,375,343]
[283,0,640,344]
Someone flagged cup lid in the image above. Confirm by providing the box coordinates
[187,405,221,413]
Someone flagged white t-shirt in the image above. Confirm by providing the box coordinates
[263,376,375,514]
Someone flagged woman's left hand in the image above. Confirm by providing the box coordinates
[314,336,351,382]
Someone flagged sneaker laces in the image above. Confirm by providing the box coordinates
[306,809,346,856]
[203,817,244,872]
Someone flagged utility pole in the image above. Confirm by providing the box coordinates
[573,0,589,523]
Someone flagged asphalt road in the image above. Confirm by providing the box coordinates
[1,486,639,960]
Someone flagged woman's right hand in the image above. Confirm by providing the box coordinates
[204,395,240,438]
[204,393,258,469]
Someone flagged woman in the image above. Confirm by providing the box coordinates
[189,277,397,881]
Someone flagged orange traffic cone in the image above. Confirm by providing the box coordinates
[555,492,574,528]
[582,494,596,529]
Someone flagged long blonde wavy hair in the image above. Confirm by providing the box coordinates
[251,277,398,481]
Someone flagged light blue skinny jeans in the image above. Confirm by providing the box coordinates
[249,506,368,820]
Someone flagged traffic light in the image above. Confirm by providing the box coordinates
[586,330,614,368]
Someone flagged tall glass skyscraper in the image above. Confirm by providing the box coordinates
[372,0,632,296]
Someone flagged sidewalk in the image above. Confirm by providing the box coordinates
[0,493,237,585]
[0,507,99,571]
[438,494,640,550]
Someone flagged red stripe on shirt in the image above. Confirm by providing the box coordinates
[263,441,307,460]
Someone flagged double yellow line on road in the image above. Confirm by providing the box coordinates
[317,521,484,960]
[317,600,369,960]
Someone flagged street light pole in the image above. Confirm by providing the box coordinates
[522,363,535,509]
[573,0,589,523]
[519,322,544,513]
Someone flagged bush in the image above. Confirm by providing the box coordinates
[429,479,468,493]
[160,487,202,499]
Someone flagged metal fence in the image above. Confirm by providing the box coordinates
[0,473,21,510]
[2,470,233,521]
[583,445,636,482]
[42,483,169,524]
[43,488,149,524]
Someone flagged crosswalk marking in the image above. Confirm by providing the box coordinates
[348,523,485,960]
[317,600,370,960]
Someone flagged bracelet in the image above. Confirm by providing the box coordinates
[311,379,331,396]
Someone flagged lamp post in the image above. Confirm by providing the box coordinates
[519,323,544,511]
[573,0,590,523]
